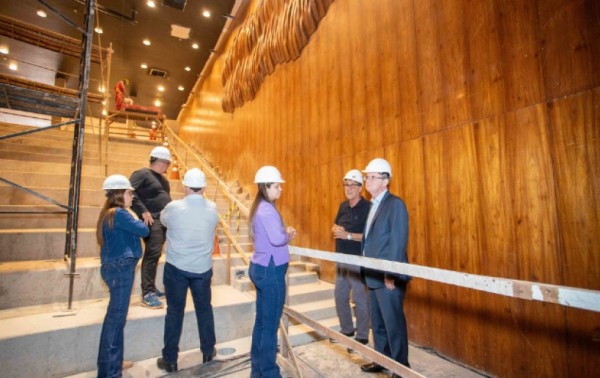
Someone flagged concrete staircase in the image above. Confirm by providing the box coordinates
[0,122,342,377]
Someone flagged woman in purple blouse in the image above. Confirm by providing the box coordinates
[248,166,297,378]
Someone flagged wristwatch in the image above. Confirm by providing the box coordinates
[347,233,352,240]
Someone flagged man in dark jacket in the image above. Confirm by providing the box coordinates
[130,146,172,309]
[360,158,411,377]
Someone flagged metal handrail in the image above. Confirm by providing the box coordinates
[162,122,249,216]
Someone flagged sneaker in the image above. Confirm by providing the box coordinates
[157,357,177,372]
[142,293,164,309]
[154,289,165,297]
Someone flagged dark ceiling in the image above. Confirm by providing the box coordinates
[0,0,237,120]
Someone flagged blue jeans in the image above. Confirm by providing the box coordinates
[97,257,138,378]
[162,262,216,364]
[249,258,288,378]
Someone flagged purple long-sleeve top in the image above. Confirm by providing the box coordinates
[251,200,290,266]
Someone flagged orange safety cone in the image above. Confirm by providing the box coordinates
[169,160,180,180]
[213,235,220,256]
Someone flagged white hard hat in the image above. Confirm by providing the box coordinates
[102,175,134,190]
[343,169,363,185]
[362,158,392,177]
[150,146,171,162]
[183,168,207,188]
[254,166,285,183]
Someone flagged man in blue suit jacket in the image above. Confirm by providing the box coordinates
[360,158,411,376]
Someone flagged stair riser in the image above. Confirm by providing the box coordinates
[0,296,255,378]
[0,150,150,168]
[0,231,99,261]
[0,159,136,176]
[0,211,98,229]
[0,141,149,162]
[288,288,335,306]
[0,258,242,309]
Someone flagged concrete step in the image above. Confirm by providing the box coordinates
[288,281,335,306]
[0,158,132,177]
[288,298,337,322]
[0,254,248,309]
[0,184,184,207]
[0,171,105,189]
[0,228,98,261]
[0,285,255,378]
[287,316,340,346]
[0,140,149,162]
[230,270,319,293]
[0,205,100,229]
[0,186,109,207]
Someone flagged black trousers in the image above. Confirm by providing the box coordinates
[141,218,166,296]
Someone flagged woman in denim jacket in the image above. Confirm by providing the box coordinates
[96,175,149,378]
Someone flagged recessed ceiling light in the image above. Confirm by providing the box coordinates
[202,10,211,18]
[192,43,199,49]
[147,1,156,8]
[9,62,18,71]
[178,85,184,91]
[154,100,162,107]
[94,27,103,34]
[36,9,47,18]
[0,46,8,55]
[141,63,148,69]
[158,85,165,92]
[184,66,191,72]
[143,39,151,46]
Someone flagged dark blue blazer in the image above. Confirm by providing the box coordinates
[362,191,411,289]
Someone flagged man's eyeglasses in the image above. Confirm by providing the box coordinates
[364,175,385,181]
[158,159,171,166]
[343,183,361,188]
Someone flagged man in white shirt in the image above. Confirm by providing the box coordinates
[156,168,219,373]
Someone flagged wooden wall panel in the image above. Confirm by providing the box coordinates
[539,0,600,99]
[547,89,600,377]
[384,139,430,344]
[177,0,600,376]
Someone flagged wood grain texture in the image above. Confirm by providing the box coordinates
[178,0,600,376]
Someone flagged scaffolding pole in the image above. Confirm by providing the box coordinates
[64,0,96,310]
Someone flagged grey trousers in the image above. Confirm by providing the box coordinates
[334,262,370,340]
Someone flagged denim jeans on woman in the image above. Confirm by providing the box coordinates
[97,257,138,378]
[249,258,288,378]
[162,262,216,364]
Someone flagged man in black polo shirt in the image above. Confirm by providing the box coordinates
[331,169,371,350]
[130,146,172,309]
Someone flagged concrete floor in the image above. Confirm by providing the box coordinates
[68,336,487,378]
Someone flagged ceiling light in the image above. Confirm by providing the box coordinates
[154,100,162,107]
[143,39,151,46]
[141,63,148,69]
[147,1,156,8]
[192,43,199,49]
[98,85,105,93]
[102,109,107,116]
[184,66,191,71]
[178,85,184,91]
[202,10,211,18]
[36,9,47,18]
[158,85,165,92]
[0,46,8,55]
[94,27,103,34]
[9,62,18,71]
